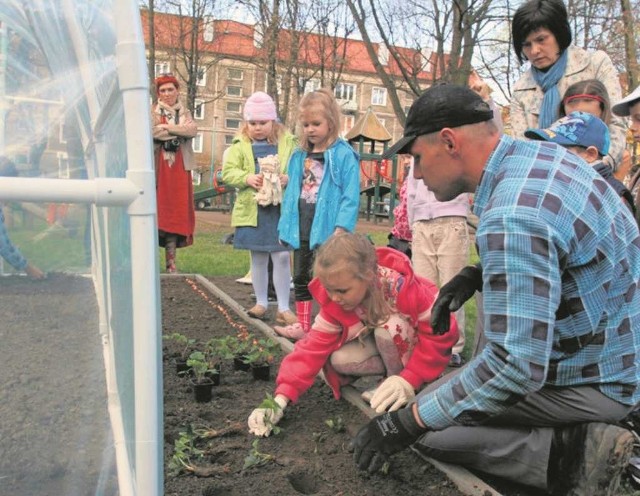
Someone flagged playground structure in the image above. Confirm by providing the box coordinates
[346,107,399,224]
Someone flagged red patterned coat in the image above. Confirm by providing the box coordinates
[275,247,459,403]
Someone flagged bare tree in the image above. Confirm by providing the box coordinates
[345,0,497,123]
[154,0,225,112]
[145,1,157,101]
[620,0,639,89]
[235,0,356,126]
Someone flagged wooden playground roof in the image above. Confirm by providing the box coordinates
[345,107,393,143]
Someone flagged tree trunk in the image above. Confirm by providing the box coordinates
[620,0,639,90]
[148,1,156,102]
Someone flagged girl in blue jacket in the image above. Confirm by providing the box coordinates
[275,89,361,340]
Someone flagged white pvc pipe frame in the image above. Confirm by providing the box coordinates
[0,1,162,494]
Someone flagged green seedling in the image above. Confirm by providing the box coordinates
[168,426,204,476]
[163,332,197,360]
[243,439,275,469]
[312,430,328,453]
[324,416,345,433]
[186,351,217,384]
[243,337,280,366]
[256,393,283,435]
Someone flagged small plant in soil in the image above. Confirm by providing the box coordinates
[256,393,284,435]
[168,423,240,477]
[205,336,235,361]
[243,439,275,470]
[214,333,254,359]
[186,351,218,384]
[324,416,345,433]
[168,426,204,476]
[164,332,197,361]
[243,337,280,366]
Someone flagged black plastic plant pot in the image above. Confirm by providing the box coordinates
[233,355,250,372]
[176,358,191,375]
[191,378,214,403]
[205,364,221,386]
[251,363,271,381]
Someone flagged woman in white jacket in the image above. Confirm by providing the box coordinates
[509,0,626,170]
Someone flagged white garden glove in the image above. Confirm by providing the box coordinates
[369,375,415,413]
[248,395,288,437]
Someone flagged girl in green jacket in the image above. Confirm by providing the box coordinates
[222,92,298,326]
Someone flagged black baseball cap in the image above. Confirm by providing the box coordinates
[382,83,494,159]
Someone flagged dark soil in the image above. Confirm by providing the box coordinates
[3,266,636,496]
[161,276,467,496]
[0,274,118,496]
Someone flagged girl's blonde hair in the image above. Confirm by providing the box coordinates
[297,88,342,151]
[313,233,391,327]
[560,79,612,124]
[238,120,286,145]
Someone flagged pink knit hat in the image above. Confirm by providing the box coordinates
[244,91,277,121]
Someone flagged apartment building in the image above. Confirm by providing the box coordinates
[143,10,436,180]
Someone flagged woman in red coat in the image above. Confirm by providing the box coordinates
[152,74,197,273]
[248,232,458,436]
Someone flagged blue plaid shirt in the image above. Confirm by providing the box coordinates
[418,136,640,430]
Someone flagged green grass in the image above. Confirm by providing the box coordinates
[5,209,90,272]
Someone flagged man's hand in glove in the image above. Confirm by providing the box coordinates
[369,375,415,413]
[430,263,482,335]
[248,394,288,437]
[353,406,427,473]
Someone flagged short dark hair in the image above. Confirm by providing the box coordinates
[512,0,572,64]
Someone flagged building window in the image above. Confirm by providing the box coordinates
[226,101,241,113]
[192,133,203,153]
[342,114,355,136]
[334,83,356,102]
[227,68,243,80]
[226,118,241,129]
[227,86,243,97]
[192,170,202,186]
[154,62,170,77]
[371,87,387,106]
[194,99,205,120]
[225,134,235,145]
[379,118,387,130]
[300,78,321,94]
[196,67,207,86]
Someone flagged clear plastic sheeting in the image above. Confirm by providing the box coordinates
[0,1,160,495]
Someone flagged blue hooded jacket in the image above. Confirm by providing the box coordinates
[278,138,360,249]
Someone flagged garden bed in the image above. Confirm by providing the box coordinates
[161,276,468,496]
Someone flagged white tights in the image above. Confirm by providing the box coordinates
[250,250,292,312]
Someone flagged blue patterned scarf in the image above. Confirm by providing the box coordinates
[532,49,569,128]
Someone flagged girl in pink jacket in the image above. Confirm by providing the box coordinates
[248,232,458,436]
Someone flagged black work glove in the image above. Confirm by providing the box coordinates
[430,263,482,335]
[353,407,426,473]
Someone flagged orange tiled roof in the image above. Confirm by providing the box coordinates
[141,10,437,80]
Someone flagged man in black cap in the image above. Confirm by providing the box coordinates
[352,84,640,496]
